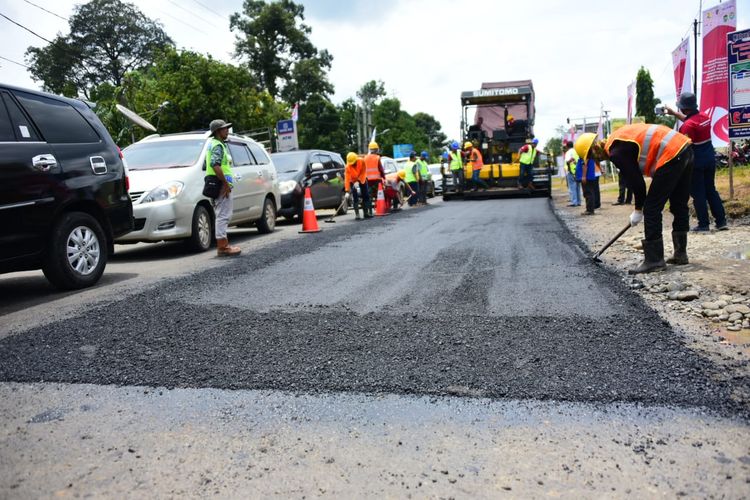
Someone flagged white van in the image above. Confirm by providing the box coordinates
[117,132,281,251]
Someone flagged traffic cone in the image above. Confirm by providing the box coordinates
[299,187,321,233]
[374,182,389,217]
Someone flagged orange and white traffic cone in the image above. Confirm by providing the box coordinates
[375,182,389,217]
[299,187,321,233]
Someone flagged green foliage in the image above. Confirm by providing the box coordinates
[297,94,347,152]
[373,98,431,158]
[545,137,562,157]
[635,66,657,123]
[25,0,172,98]
[230,0,332,101]
[92,49,287,147]
[336,98,359,154]
[413,112,447,154]
[356,80,386,104]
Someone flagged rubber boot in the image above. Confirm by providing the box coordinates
[666,231,689,265]
[217,238,241,257]
[364,203,373,219]
[628,238,666,274]
[354,207,362,220]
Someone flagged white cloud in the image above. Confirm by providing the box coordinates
[1,0,747,147]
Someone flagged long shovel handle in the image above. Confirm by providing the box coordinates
[592,222,631,260]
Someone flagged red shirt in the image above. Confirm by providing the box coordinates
[679,111,711,146]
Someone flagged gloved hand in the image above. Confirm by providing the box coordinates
[353,181,360,190]
[345,192,351,204]
[629,210,643,227]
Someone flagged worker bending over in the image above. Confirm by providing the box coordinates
[575,124,693,274]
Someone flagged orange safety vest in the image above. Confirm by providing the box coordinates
[468,147,484,170]
[364,153,382,182]
[605,123,691,177]
[344,159,367,190]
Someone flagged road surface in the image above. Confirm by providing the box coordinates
[1,198,748,497]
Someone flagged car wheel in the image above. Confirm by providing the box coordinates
[257,197,276,234]
[186,205,213,252]
[336,190,349,215]
[42,212,108,290]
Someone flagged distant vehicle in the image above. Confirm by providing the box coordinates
[0,84,133,289]
[117,132,280,251]
[271,150,347,220]
[444,79,552,199]
[428,164,443,195]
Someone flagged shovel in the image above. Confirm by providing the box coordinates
[592,222,631,263]
[325,195,349,223]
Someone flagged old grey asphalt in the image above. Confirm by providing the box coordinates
[1,198,748,497]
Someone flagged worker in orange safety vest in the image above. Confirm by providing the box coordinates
[344,152,370,220]
[575,124,693,274]
[363,141,385,218]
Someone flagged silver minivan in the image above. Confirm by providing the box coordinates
[117,132,280,251]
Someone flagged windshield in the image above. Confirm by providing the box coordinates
[429,166,442,175]
[271,152,308,173]
[124,139,205,170]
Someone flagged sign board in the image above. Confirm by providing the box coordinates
[276,119,298,152]
[727,28,750,139]
[392,144,413,159]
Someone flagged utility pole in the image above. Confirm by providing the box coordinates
[693,18,701,99]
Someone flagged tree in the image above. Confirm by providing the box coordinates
[413,112,447,155]
[372,98,428,157]
[230,0,332,101]
[635,66,658,123]
[297,94,346,152]
[92,49,287,146]
[545,137,562,157]
[356,80,386,104]
[26,0,172,98]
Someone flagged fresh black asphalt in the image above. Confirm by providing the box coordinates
[1,199,748,418]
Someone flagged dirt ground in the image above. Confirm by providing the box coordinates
[552,177,750,386]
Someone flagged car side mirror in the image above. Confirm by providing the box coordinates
[311,162,324,171]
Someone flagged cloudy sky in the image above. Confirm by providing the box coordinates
[0,0,747,144]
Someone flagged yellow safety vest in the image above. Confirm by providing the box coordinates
[519,146,537,165]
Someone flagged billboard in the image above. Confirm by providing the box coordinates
[276,119,298,152]
[392,144,413,159]
[727,28,750,139]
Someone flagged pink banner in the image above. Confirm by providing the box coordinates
[672,38,692,100]
[700,0,737,145]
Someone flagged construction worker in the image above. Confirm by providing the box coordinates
[417,151,431,204]
[665,92,728,232]
[344,152,368,220]
[563,140,581,206]
[575,154,599,215]
[206,119,241,256]
[518,138,539,190]
[439,151,450,193]
[448,141,464,193]
[404,151,420,206]
[364,141,385,215]
[464,141,488,191]
[574,124,694,274]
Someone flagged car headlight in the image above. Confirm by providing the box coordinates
[141,181,184,203]
[279,180,298,195]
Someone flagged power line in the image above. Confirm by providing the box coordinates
[22,0,68,21]
[0,11,54,44]
[153,8,211,36]
[167,0,221,28]
[191,0,226,21]
[0,54,29,68]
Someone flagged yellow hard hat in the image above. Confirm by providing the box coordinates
[368,141,379,150]
[397,170,406,180]
[463,141,473,149]
[346,152,358,165]
[574,133,597,161]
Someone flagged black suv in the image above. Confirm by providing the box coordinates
[0,84,133,289]
[271,150,347,220]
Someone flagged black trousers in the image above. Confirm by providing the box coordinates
[617,174,632,203]
[583,178,599,213]
[643,147,694,241]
